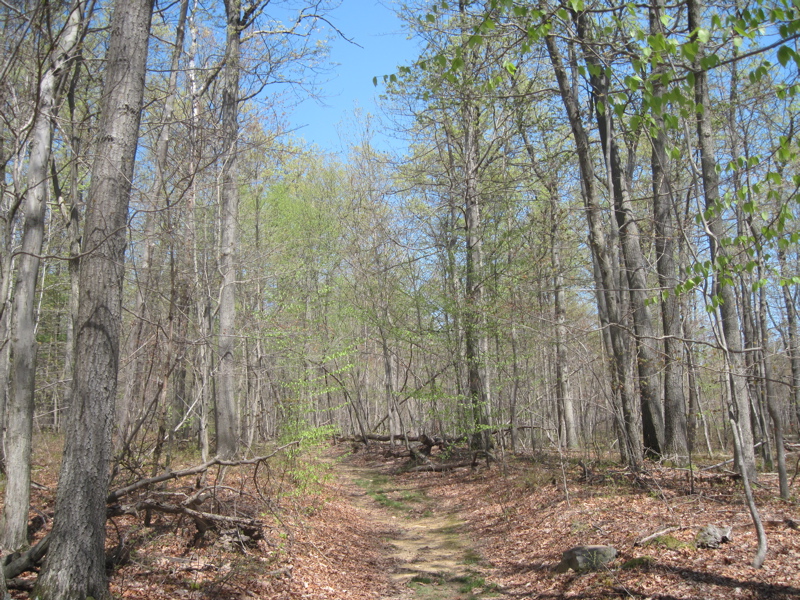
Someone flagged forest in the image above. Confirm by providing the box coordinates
[0,0,799,597]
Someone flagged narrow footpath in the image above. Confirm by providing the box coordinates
[330,448,499,600]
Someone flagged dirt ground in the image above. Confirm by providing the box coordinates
[327,443,800,600]
[8,438,800,599]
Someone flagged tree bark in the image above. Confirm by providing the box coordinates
[757,280,788,498]
[552,202,577,449]
[32,0,153,595]
[575,12,664,456]
[778,249,800,430]
[116,0,188,456]
[649,0,688,460]
[215,0,242,459]
[463,97,491,452]
[687,0,756,481]
[546,33,642,466]
[3,0,86,552]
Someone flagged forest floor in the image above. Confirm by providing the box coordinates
[7,436,800,599]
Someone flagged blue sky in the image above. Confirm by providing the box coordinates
[288,0,422,153]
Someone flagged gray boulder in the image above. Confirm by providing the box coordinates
[555,545,617,573]
[695,525,732,549]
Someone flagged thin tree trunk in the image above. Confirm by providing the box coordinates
[546,33,642,466]
[757,280,788,497]
[552,194,577,449]
[33,0,153,594]
[59,59,85,435]
[3,0,86,551]
[778,249,800,429]
[462,98,490,452]
[688,0,756,481]
[117,0,188,455]
[514,102,576,451]
[575,12,664,456]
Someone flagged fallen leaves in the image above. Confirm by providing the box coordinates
[9,438,800,600]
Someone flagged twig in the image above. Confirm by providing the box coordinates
[107,442,299,503]
[699,441,765,472]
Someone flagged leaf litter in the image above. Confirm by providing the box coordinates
[7,436,800,600]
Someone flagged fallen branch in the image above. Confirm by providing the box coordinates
[128,501,262,530]
[699,442,764,472]
[633,526,683,546]
[3,533,51,580]
[6,445,297,582]
[407,460,474,473]
[6,578,35,591]
[107,441,299,503]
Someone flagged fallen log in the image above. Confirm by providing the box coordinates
[6,577,35,591]
[407,460,474,473]
[633,526,682,546]
[3,533,50,580]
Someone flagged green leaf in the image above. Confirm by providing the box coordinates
[699,54,719,69]
[697,28,711,43]
[624,75,641,91]
[778,45,793,67]
[682,41,698,62]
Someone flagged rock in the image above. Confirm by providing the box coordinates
[695,525,732,549]
[555,545,617,573]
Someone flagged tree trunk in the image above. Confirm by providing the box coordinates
[514,99,577,451]
[649,0,688,460]
[757,279,788,498]
[3,0,85,552]
[546,33,642,466]
[778,249,800,430]
[575,12,664,456]
[688,0,756,481]
[59,61,85,436]
[463,98,490,452]
[215,0,241,459]
[117,0,188,457]
[552,192,577,449]
[32,0,153,595]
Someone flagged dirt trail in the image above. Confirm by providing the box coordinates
[333,455,497,600]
